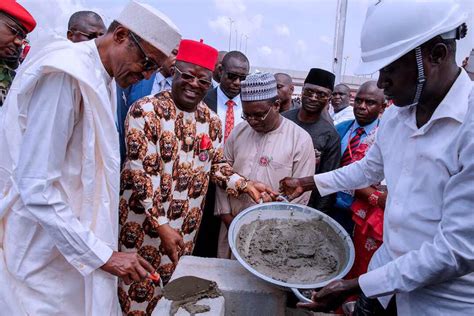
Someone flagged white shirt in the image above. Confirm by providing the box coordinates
[150,71,172,95]
[216,85,243,128]
[330,105,355,125]
[315,70,474,315]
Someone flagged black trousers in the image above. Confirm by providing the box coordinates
[353,293,397,316]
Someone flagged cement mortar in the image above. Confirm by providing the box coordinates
[236,218,346,284]
[163,276,222,316]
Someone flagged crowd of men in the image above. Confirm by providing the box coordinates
[0,0,473,315]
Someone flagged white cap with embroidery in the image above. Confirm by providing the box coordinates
[117,0,182,56]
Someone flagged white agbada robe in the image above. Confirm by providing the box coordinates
[0,38,121,315]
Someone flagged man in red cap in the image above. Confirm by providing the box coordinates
[118,38,276,315]
[0,0,36,107]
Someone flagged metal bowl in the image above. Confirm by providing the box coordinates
[228,202,355,302]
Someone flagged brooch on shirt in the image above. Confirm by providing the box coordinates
[259,155,272,167]
[198,134,212,162]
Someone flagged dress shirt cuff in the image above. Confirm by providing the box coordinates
[313,173,337,197]
[359,267,393,308]
[69,240,113,276]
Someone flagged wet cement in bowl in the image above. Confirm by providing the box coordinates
[236,218,347,284]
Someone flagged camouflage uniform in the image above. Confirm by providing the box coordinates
[0,61,16,107]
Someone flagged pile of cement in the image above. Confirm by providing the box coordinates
[163,276,222,316]
[236,218,346,284]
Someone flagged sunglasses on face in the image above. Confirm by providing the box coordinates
[69,29,104,40]
[241,105,273,122]
[225,71,247,82]
[0,19,26,41]
[129,32,159,72]
[303,89,330,99]
[175,67,212,89]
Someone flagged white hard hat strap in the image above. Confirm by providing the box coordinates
[413,46,426,105]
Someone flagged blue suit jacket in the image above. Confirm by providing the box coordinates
[334,119,356,209]
[116,73,156,163]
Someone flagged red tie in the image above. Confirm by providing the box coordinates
[224,100,235,143]
[341,127,365,166]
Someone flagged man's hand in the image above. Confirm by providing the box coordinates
[378,191,388,210]
[220,213,234,229]
[101,251,155,285]
[297,279,360,312]
[279,176,315,200]
[157,224,184,265]
[244,180,279,203]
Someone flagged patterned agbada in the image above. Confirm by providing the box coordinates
[118,90,246,314]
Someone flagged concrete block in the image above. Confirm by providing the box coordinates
[170,256,287,316]
[153,296,225,316]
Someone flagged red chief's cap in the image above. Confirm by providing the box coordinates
[176,39,218,71]
[0,0,37,33]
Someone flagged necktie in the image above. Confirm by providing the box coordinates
[224,100,235,143]
[340,127,365,166]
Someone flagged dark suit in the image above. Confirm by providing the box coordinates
[116,73,157,163]
[193,87,220,258]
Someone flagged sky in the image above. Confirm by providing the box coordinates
[19,0,474,77]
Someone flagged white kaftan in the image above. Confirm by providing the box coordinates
[0,39,120,315]
[215,118,316,258]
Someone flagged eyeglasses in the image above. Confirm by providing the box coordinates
[69,29,104,40]
[225,71,247,82]
[129,32,159,72]
[0,19,26,41]
[303,89,330,99]
[241,106,273,122]
[175,67,212,89]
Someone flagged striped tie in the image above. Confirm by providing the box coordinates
[341,127,365,166]
[224,100,235,143]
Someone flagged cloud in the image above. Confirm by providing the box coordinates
[275,24,290,37]
[214,0,246,15]
[319,35,333,46]
[295,39,307,54]
[208,15,232,36]
[258,45,272,56]
[209,13,263,40]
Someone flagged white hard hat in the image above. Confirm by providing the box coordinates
[355,0,468,75]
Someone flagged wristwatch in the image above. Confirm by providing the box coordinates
[237,178,249,192]
[156,216,169,226]
[368,190,381,206]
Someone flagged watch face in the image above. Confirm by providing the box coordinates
[198,150,209,162]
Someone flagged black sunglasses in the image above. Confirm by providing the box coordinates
[225,71,247,82]
[129,32,159,72]
[175,67,212,89]
[69,29,103,40]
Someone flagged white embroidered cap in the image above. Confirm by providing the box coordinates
[116,0,182,56]
[241,72,277,102]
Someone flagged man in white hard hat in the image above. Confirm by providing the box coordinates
[280,0,473,315]
[0,1,181,315]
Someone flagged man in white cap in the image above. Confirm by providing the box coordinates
[0,1,181,315]
[280,0,473,315]
[214,72,315,258]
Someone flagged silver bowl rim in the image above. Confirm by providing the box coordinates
[228,201,355,290]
